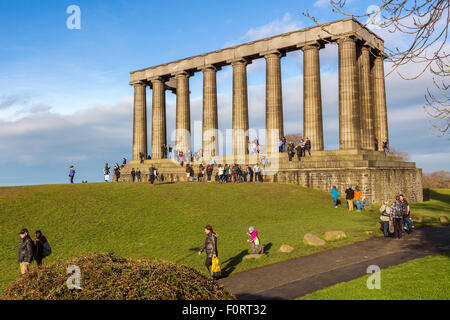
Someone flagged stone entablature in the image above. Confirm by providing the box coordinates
[130,18,384,83]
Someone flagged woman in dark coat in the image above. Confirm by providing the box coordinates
[34,230,48,266]
[198,225,218,279]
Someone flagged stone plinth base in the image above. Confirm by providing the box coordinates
[118,150,423,203]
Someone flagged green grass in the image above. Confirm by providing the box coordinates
[0,183,448,294]
[411,189,450,220]
[298,252,450,300]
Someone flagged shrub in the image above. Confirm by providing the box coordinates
[1,253,235,300]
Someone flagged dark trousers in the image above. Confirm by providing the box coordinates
[149,176,155,184]
[393,218,403,238]
[205,256,213,277]
[70,176,74,183]
[131,175,135,182]
[382,221,389,237]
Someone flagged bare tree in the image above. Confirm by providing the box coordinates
[285,133,304,145]
[303,0,449,136]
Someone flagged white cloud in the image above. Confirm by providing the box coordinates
[314,0,330,8]
[225,13,303,46]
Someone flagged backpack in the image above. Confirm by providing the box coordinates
[42,241,52,257]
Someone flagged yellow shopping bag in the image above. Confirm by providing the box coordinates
[211,256,221,273]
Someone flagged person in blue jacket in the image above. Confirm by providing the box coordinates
[331,186,340,208]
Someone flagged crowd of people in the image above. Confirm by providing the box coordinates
[183,162,265,183]
[379,194,413,238]
[277,137,312,162]
[330,185,369,211]
[330,186,413,238]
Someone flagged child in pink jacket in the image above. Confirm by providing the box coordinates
[247,226,264,254]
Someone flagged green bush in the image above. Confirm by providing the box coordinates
[1,253,235,300]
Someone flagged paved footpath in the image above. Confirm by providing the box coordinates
[218,225,450,300]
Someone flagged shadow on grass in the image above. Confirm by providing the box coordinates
[220,243,273,278]
[412,189,450,214]
[221,250,249,277]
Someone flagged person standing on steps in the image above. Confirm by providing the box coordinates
[296,144,302,161]
[198,225,219,279]
[18,228,35,275]
[131,168,136,182]
[383,140,389,157]
[305,138,311,156]
[149,165,156,185]
[69,165,75,184]
[114,163,120,182]
[136,168,141,182]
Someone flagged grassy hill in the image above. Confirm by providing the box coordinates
[0,182,448,293]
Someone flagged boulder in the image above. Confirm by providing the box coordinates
[439,216,449,224]
[376,222,383,230]
[303,233,325,246]
[323,231,347,241]
[423,216,434,222]
[279,244,294,253]
[365,231,374,235]
[244,254,262,259]
[412,214,423,223]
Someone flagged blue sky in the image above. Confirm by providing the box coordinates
[0,0,448,186]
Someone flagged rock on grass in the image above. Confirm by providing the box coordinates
[1,253,235,300]
[303,233,325,246]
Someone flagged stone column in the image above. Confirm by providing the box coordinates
[150,77,166,159]
[357,45,375,150]
[132,82,147,161]
[372,54,388,150]
[231,58,250,156]
[202,65,219,159]
[175,72,191,153]
[338,37,361,150]
[301,43,324,151]
[264,50,284,154]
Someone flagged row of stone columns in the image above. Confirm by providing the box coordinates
[131,37,389,160]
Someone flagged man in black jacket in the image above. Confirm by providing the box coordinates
[345,186,354,211]
[18,228,34,274]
